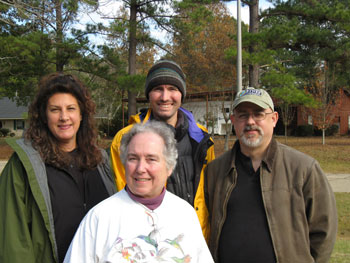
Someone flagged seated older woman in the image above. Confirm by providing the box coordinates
[64,121,213,263]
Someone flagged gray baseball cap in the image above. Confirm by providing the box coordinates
[233,87,274,111]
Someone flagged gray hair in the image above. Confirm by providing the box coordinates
[120,121,178,171]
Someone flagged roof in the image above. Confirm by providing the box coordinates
[0,97,109,120]
[0,97,28,119]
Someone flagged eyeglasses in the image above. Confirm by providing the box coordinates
[234,111,274,122]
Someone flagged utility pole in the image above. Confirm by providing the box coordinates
[237,0,242,93]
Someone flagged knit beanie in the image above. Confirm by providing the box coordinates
[145,60,186,101]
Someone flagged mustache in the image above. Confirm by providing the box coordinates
[244,125,263,134]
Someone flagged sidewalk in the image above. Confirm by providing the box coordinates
[1,160,7,174]
[0,160,349,192]
[325,174,350,193]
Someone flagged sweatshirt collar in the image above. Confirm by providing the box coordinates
[125,185,166,210]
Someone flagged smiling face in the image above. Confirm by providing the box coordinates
[125,132,172,199]
[46,93,82,151]
[233,102,278,154]
[148,85,182,127]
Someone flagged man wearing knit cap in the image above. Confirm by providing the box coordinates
[205,87,337,262]
[110,59,215,240]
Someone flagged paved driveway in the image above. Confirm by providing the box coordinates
[0,160,7,174]
[326,174,350,193]
[0,160,349,192]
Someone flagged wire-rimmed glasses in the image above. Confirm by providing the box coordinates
[234,111,274,122]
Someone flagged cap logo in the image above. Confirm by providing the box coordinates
[238,89,262,97]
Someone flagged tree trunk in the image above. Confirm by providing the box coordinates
[322,111,326,145]
[248,0,259,88]
[211,113,215,138]
[221,101,231,151]
[55,0,64,72]
[128,0,137,118]
[284,123,288,144]
[224,125,230,151]
[322,128,326,145]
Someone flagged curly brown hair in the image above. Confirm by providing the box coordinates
[25,72,102,169]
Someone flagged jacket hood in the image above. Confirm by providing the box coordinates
[128,107,205,143]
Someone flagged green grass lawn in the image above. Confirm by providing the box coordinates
[215,136,350,173]
[275,136,350,174]
[330,193,350,262]
[331,238,350,263]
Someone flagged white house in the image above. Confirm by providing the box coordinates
[137,100,233,135]
[183,100,233,135]
[0,97,29,137]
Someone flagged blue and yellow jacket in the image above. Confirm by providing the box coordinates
[110,107,215,241]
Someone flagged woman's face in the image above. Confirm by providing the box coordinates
[125,132,172,199]
[46,93,82,151]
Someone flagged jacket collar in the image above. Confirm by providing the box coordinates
[220,141,239,177]
[128,108,151,124]
[230,137,277,173]
[262,138,277,172]
[132,107,205,143]
[178,107,204,143]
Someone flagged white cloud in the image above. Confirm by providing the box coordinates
[225,0,273,25]
[77,1,274,48]
[77,0,122,27]
[74,1,123,46]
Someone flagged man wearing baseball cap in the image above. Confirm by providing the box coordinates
[205,87,337,262]
[110,59,215,240]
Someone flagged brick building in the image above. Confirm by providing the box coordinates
[292,89,350,135]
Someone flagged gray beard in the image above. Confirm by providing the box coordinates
[240,125,264,148]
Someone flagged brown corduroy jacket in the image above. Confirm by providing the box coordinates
[205,138,337,263]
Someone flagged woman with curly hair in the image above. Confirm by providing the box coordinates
[0,72,116,263]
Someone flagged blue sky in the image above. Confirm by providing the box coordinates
[79,0,274,27]
[77,1,274,48]
[226,0,273,24]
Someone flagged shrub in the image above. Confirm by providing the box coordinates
[0,128,10,137]
[294,125,314,137]
[325,125,339,136]
[314,125,339,136]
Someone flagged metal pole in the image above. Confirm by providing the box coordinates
[237,0,242,93]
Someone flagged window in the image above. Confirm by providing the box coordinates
[14,120,25,130]
[308,115,313,125]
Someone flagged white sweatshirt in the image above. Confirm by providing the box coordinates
[64,189,214,263]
